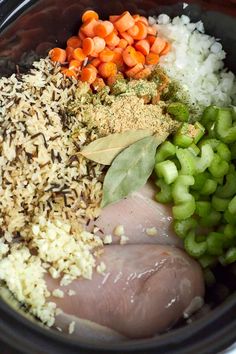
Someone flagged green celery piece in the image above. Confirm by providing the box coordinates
[207,232,224,256]
[155,160,178,185]
[191,172,209,191]
[155,179,173,204]
[199,210,221,227]
[212,196,230,212]
[216,172,236,198]
[195,201,211,217]
[173,218,197,239]
[209,153,229,178]
[228,195,236,214]
[196,144,214,173]
[176,148,196,176]
[201,106,219,126]
[216,142,231,162]
[230,142,236,160]
[184,231,207,258]
[172,199,196,220]
[224,247,236,264]
[194,122,205,144]
[200,179,217,196]
[224,210,236,225]
[155,141,176,163]
[199,254,217,268]
[188,143,200,156]
[172,175,195,203]
[173,123,193,148]
[215,108,236,144]
[167,102,190,122]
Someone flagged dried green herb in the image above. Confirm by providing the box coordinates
[80,129,152,165]
[101,135,161,207]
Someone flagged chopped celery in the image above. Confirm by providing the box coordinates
[173,218,197,239]
[173,123,193,148]
[188,143,200,156]
[172,199,196,220]
[172,175,195,203]
[176,148,196,175]
[201,106,219,126]
[216,142,231,162]
[200,179,217,196]
[155,160,178,184]
[212,196,230,212]
[199,210,221,227]
[155,141,176,163]
[216,172,236,198]
[199,254,217,268]
[207,232,224,256]
[230,142,236,160]
[191,172,209,191]
[224,210,236,225]
[155,179,173,204]
[224,247,236,264]
[216,108,236,144]
[184,231,207,258]
[167,102,189,122]
[223,224,236,248]
[209,153,229,178]
[193,122,205,144]
[195,144,214,173]
[228,195,236,214]
[195,201,211,217]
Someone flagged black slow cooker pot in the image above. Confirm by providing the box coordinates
[0,1,236,353]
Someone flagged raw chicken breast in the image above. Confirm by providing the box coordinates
[88,182,182,247]
[47,244,204,339]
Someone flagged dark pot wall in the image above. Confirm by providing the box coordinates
[0,1,236,354]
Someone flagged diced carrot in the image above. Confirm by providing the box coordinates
[151,37,166,54]
[78,30,86,40]
[135,51,145,65]
[93,36,106,53]
[146,52,160,65]
[90,58,101,67]
[92,77,106,91]
[86,64,98,74]
[109,15,120,23]
[114,11,135,32]
[67,36,82,49]
[147,35,156,45]
[73,48,86,61]
[118,38,128,49]
[114,47,123,53]
[132,21,148,40]
[69,59,82,71]
[113,51,124,70]
[134,67,151,79]
[94,21,114,38]
[139,16,149,26]
[80,66,97,84]
[122,45,138,67]
[49,48,67,63]
[66,46,74,62]
[133,14,140,22]
[80,18,98,38]
[105,31,120,47]
[107,72,124,86]
[82,10,99,23]
[125,63,143,77]
[61,68,77,78]
[135,39,150,55]
[90,51,99,58]
[99,48,115,62]
[98,62,117,78]
[160,41,171,56]
[120,32,134,45]
[82,37,95,55]
[127,25,139,37]
[147,25,157,36]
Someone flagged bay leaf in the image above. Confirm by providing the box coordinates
[80,129,152,165]
[101,135,160,208]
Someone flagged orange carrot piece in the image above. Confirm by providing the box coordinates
[120,32,134,45]
[132,21,148,40]
[133,14,140,22]
[99,48,115,62]
[134,67,151,79]
[146,52,160,65]
[135,39,150,55]
[114,11,135,33]
[82,10,99,23]
[113,51,124,70]
[90,51,99,58]
[61,68,77,78]
[73,48,86,61]
[160,41,171,56]
[109,15,120,23]
[67,36,82,49]
[93,36,106,53]
[139,16,149,26]
[90,58,101,67]
[107,72,124,86]
[125,63,144,77]
[86,64,98,73]
[49,48,67,63]
[127,24,139,37]
[122,45,138,67]
[114,47,123,54]
[105,31,120,47]
[78,30,86,40]
[147,25,157,36]
[80,18,98,38]
[66,46,74,61]
[98,62,117,78]
[94,21,114,38]
[92,77,106,91]
[147,35,156,45]
[118,38,128,49]
[80,66,97,84]
[69,59,82,71]
[151,37,166,54]
[135,51,145,65]
[82,37,95,55]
